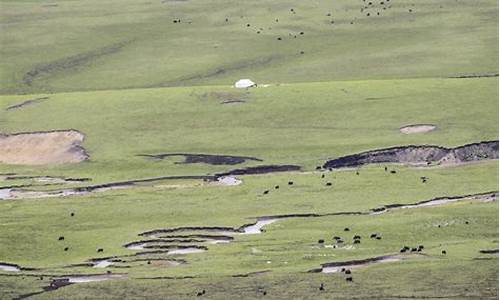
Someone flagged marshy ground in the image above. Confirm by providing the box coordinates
[0,0,498,299]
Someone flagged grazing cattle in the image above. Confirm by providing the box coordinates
[97,248,104,253]
[257,31,260,34]
[345,269,351,274]
[39,276,43,280]
[263,190,269,195]
[147,260,151,265]
[341,268,345,272]
[418,245,424,250]
[327,13,331,16]
[263,291,267,296]
[384,166,388,171]
[367,13,370,16]
[353,240,360,244]
[400,248,407,253]
[337,239,344,244]
[353,235,361,239]
[277,37,282,41]
[300,51,305,54]
[58,236,64,241]
[411,248,417,252]
[319,283,324,291]
[70,212,75,217]
[370,233,377,238]
[316,166,322,170]
[465,221,469,225]
[318,239,325,244]
[247,24,250,27]
[275,185,279,189]
[321,174,325,178]
[442,250,447,255]
[64,247,69,251]
[288,181,294,185]
[390,170,397,174]
[299,31,304,35]
[344,227,350,232]
[346,277,353,282]
[356,171,359,175]
[326,182,332,186]
[333,236,341,240]
[225,18,228,22]
[375,236,382,240]
[106,270,112,274]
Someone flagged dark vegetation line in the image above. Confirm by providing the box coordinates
[449,73,498,79]
[22,40,133,87]
[5,97,49,111]
[147,54,282,88]
[137,153,263,165]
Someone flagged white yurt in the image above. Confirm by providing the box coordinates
[234,79,256,88]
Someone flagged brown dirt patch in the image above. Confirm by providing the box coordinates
[0,130,89,165]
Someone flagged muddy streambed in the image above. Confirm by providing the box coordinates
[0,263,21,272]
[310,255,412,273]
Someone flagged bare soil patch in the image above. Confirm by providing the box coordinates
[0,130,89,165]
[399,124,436,134]
[324,141,498,169]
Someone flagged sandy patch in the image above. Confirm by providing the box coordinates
[399,124,436,134]
[216,176,242,186]
[0,130,88,165]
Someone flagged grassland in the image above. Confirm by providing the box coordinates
[0,0,498,299]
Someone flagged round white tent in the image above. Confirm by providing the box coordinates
[234,79,256,88]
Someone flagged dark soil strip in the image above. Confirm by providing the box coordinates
[323,141,498,169]
[0,128,85,137]
[6,97,49,111]
[153,234,234,241]
[370,191,498,213]
[140,226,240,237]
[1,164,304,199]
[216,165,301,177]
[221,99,246,104]
[479,249,499,254]
[64,175,214,193]
[231,270,271,277]
[138,153,262,165]
[309,254,410,273]
[142,244,208,250]
[450,73,498,79]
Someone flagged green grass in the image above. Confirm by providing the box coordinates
[0,0,498,94]
[0,0,498,299]
[0,77,497,184]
